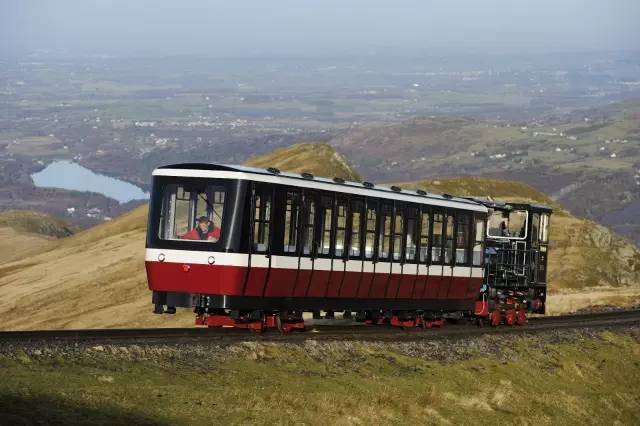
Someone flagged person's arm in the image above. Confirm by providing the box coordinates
[181,229,198,240]
[208,227,221,241]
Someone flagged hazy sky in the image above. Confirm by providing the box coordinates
[2,0,639,57]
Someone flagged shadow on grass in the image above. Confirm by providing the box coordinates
[0,393,169,426]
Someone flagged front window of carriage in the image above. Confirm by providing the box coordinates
[487,208,528,239]
[158,182,226,243]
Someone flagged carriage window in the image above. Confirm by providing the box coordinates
[392,209,404,261]
[334,200,347,257]
[349,200,364,257]
[456,215,470,265]
[487,208,528,238]
[531,213,540,243]
[318,196,333,256]
[378,204,392,260]
[405,207,418,262]
[364,205,377,260]
[302,196,316,256]
[473,218,485,266]
[283,191,300,253]
[432,213,443,263]
[444,214,454,264]
[540,213,549,242]
[158,183,226,243]
[419,211,430,263]
[253,192,271,253]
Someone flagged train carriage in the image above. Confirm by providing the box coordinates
[145,164,550,331]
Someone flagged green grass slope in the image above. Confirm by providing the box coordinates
[1,331,639,424]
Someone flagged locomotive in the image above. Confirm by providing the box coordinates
[145,164,551,331]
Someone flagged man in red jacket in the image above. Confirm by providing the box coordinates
[180,216,221,241]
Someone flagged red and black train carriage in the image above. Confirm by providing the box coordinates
[145,164,551,331]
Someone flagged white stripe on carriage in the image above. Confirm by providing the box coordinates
[145,249,484,278]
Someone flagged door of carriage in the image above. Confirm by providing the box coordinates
[243,183,274,297]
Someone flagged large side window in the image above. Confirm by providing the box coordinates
[455,214,470,265]
[378,204,393,261]
[405,206,418,263]
[283,191,300,254]
[334,199,347,257]
[392,206,404,261]
[364,203,377,260]
[349,200,364,258]
[432,213,444,264]
[419,210,431,263]
[302,194,316,256]
[318,195,333,256]
[473,217,485,266]
[253,191,272,253]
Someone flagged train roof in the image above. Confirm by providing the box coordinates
[466,197,553,213]
[154,163,489,213]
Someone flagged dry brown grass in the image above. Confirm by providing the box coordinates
[0,206,192,330]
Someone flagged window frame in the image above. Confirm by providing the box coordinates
[455,213,472,266]
[377,202,393,262]
[316,193,334,259]
[281,188,301,256]
[347,198,365,260]
[300,190,317,258]
[431,210,445,265]
[364,198,379,261]
[251,184,274,255]
[472,214,486,267]
[403,204,419,264]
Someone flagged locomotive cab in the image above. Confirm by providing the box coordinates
[476,200,551,315]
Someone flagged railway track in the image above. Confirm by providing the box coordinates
[1,310,638,345]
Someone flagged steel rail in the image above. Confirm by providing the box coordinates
[0,310,638,345]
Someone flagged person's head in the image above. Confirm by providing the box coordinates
[197,216,210,232]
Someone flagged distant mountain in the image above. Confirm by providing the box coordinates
[327,100,640,246]
[1,145,638,330]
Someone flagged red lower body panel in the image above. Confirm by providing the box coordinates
[146,261,482,305]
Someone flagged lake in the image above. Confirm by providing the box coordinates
[31,161,149,203]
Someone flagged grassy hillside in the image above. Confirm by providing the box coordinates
[0,205,193,330]
[0,210,76,238]
[244,143,361,181]
[0,210,76,263]
[2,330,639,424]
[397,176,561,210]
